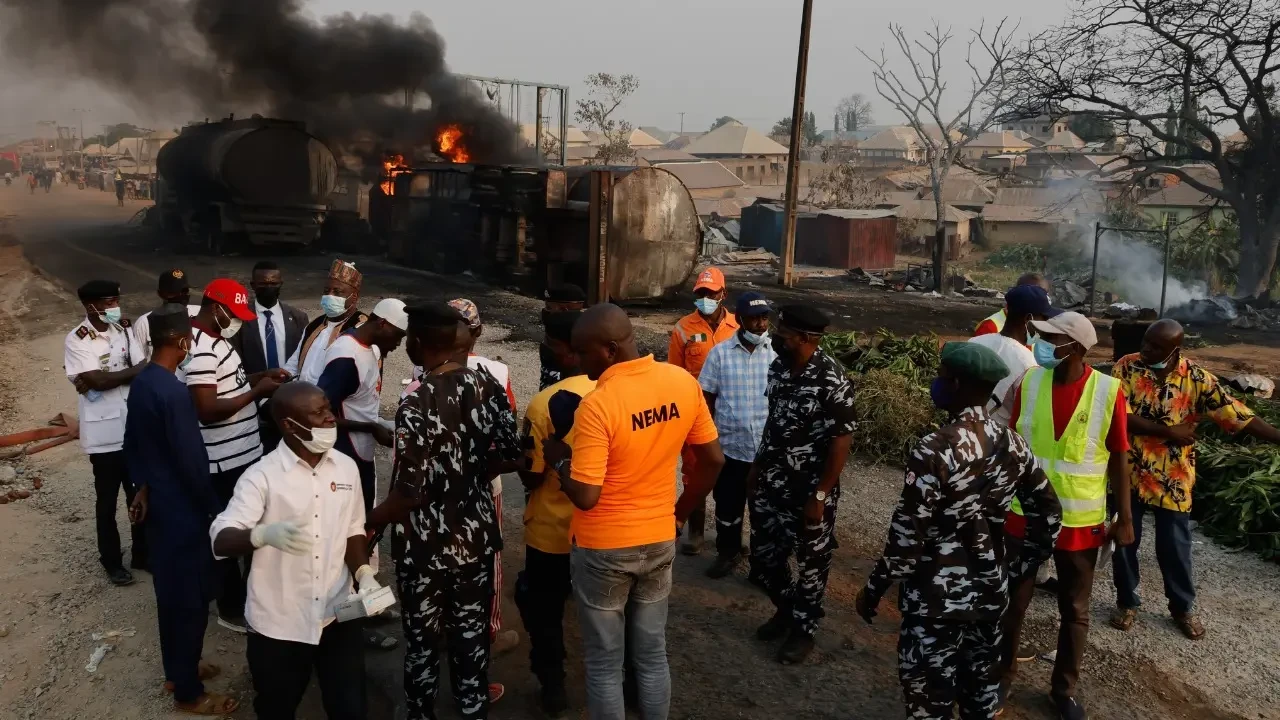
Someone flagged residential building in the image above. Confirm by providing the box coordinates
[682,121,789,184]
[1138,181,1230,234]
[1001,112,1070,141]
[647,160,745,200]
[891,199,976,258]
[960,131,1033,161]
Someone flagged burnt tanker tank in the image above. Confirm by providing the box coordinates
[155,116,338,252]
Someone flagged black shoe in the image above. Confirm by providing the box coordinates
[129,558,149,572]
[1053,695,1088,720]
[1036,576,1061,595]
[705,554,740,579]
[756,610,791,641]
[540,684,570,718]
[777,630,815,665]
[107,568,135,586]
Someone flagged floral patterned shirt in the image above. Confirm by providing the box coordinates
[1113,354,1254,512]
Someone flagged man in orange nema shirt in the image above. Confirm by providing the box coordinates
[668,266,738,555]
[543,304,725,720]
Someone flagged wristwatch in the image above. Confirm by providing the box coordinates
[813,490,827,502]
[553,458,572,480]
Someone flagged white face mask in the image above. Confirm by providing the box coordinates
[215,305,243,339]
[287,417,337,454]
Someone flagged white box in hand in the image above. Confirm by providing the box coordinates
[335,586,397,622]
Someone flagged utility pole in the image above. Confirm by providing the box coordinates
[678,112,686,134]
[777,0,814,287]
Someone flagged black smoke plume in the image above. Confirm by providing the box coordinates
[0,0,531,167]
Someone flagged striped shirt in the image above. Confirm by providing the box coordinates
[698,333,776,462]
[186,327,262,473]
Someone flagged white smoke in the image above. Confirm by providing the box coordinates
[1073,228,1208,309]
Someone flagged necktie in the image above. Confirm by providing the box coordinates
[264,309,279,369]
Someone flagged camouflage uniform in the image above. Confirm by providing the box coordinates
[863,406,1062,720]
[538,343,563,391]
[748,348,856,637]
[392,366,520,720]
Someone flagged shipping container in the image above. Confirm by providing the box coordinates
[795,209,898,270]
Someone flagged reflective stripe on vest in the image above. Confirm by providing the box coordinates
[1011,367,1118,527]
[978,308,1007,333]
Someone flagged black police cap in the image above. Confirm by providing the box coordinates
[149,303,193,340]
[157,268,190,294]
[406,302,465,330]
[77,280,120,302]
[777,304,831,334]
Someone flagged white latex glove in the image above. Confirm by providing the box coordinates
[354,564,382,594]
[250,521,313,556]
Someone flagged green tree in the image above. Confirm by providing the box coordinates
[709,116,737,131]
[575,73,639,165]
[771,112,821,146]
[1067,112,1117,144]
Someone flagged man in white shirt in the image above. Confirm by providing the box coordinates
[211,381,380,719]
[283,259,366,384]
[187,278,285,632]
[968,285,1058,425]
[132,268,199,362]
[64,280,148,586]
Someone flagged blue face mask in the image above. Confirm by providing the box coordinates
[930,377,954,409]
[741,329,768,346]
[1032,336,1066,369]
[320,294,347,318]
[694,297,720,315]
[179,340,194,370]
[1145,350,1176,370]
[95,306,122,325]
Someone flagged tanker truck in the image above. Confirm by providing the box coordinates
[155,116,338,253]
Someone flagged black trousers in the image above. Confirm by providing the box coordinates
[210,464,250,619]
[398,559,494,719]
[514,547,572,689]
[156,602,209,703]
[713,457,753,559]
[90,451,147,572]
[354,457,376,516]
[246,621,367,720]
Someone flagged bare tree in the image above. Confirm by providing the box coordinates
[860,20,1019,289]
[836,94,875,132]
[575,73,639,165]
[1015,0,1280,297]
[804,165,888,209]
[539,129,562,164]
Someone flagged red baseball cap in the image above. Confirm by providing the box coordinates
[203,278,257,321]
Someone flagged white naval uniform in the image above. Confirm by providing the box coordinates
[64,318,146,454]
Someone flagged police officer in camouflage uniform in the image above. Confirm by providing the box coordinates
[857,342,1062,720]
[749,305,856,665]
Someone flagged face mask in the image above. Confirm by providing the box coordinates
[1033,337,1066,369]
[741,329,768,346]
[694,297,720,315]
[287,417,337,453]
[320,294,347,318]
[178,340,194,369]
[1145,350,1176,370]
[214,305,242,339]
[929,377,954,410]
[254,288,280,308]
[94,306,122,325]
[770,333,790,359]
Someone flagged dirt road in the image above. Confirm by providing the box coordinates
[0,185,1277,720]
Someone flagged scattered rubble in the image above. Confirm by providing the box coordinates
[707,247,776,267]
[1170,296,1239,324]
[1056,280,1089,309]
[84,644,112,673]
[1104,302,1142,319]
[1226,374,1276,399]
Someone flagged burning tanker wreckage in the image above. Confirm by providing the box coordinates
[0,0,702,301]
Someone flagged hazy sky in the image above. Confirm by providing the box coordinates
[0,0,1066,140]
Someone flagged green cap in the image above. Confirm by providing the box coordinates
[941,341,1010,383]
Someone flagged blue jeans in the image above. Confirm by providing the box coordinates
[1112,493,1196,615]
[571,541,676,720]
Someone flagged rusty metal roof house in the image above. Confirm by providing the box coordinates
[682,120,789,158]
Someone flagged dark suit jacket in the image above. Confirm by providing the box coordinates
[234,302,308,375]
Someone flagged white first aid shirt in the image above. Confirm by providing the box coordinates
[64,318,145,453]
[209,443,367,645]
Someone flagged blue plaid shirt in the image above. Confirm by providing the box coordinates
[698,332,776,462]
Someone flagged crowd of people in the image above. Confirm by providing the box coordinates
[59,259,1280,720]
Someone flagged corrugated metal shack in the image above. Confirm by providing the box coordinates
[740,202,898,271]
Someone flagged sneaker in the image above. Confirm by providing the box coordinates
[756,610,791,642]
[776,630,815,665]
[705,554,740,579]
[107,568,135,587]
[540,684,570,717]
[1016,642,1038,663]
[491,629,520,655]
[1053,695,1088,720]
[680,531,704,556]
[217,615,248,634]
[488,683,504,704]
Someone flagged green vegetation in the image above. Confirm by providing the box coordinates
[1196,397,1280,560]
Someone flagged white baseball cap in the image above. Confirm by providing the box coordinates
[1030,311,1097,350]
[372,298,409,331]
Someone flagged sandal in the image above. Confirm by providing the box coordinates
[1110,607,1138,631]
[1173,613,1205,640]
[163,661,221,693]
[174,692,239,716]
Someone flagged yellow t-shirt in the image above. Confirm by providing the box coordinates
[523,374,598,555]
[569,355,719,550]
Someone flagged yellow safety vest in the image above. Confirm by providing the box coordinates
[1011,367,1118,527]
[977,308,1007,334]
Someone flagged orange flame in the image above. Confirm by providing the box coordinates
[380,154,407,195]
[436,125,471,163]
